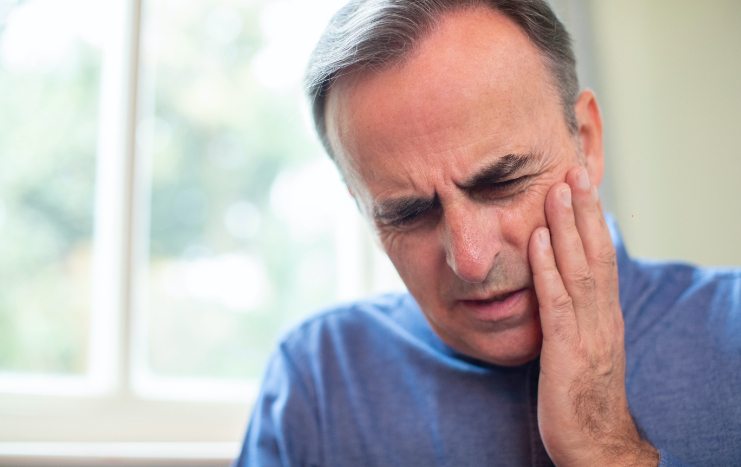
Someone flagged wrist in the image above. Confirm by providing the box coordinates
[593,437,659,467]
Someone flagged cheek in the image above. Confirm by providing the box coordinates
[498,188,549,248]
[381,231,442,292]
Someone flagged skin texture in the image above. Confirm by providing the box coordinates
[325,6,658,466]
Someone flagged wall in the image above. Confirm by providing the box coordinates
[586,0,741,266]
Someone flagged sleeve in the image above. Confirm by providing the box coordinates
[658,448,689,466]
[233,344,322,467]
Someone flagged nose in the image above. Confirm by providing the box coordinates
[441,202,501,284]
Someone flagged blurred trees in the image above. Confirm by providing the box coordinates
[0,26,99,373]
[0,0,346,382]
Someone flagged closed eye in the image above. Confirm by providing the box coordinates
[375,197,441,229]
[469,175,531,201]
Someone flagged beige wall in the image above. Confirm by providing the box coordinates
[582,0,741,266]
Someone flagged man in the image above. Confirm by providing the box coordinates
[236,1,741,465]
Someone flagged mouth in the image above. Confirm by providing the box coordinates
[460,288,524,305]
[457,287,532,323]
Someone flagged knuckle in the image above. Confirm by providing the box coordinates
[572,269,597,293]
[595,248,617,269]
[550,292,574,313]
[550,321,571,341]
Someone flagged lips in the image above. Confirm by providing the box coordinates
[457,287,532,323]
[461,288,522,305]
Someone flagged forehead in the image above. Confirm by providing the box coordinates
[325,6,564,190]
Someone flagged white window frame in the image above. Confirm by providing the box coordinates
[0,0,249,458]
[0,1,396,461]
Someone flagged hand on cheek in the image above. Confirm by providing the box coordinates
[528,166,658,466]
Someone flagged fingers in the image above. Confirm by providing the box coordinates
[545,183,597,319]
[529,227,577,343]
[537,165,619,334]
[565,167,617,282]
[532,166,635,466]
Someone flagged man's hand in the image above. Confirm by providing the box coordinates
[528,166,659,466]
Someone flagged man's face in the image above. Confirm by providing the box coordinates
[325,7,601,366]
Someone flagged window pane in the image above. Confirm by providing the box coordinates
[0,0,104,375]
[138,0,349,383]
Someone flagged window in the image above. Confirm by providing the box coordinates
[134,0,363,395]
[0,0,401,455]
[0,0,107,390]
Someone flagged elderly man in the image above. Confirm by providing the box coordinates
[236,1,741,465]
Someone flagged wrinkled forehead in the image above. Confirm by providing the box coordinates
[324,7,562,183]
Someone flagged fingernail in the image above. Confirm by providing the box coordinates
[559,186,571,207]
[576,167,590,191]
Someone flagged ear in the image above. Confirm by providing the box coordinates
[574,89,605,187]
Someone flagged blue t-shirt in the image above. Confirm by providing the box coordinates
[236,221,741,466]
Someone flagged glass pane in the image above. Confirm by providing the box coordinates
[0,0,105,375]
[138,0,350,383]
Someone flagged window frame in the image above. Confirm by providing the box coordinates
[0,0,394,452]
[0,0,251,450]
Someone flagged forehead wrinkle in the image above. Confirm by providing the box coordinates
[327,10,556,167]
[361,137,550,214]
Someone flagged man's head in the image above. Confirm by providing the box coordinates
[307,0,605,366]
[306,0,580,162]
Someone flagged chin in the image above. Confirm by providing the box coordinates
[485,342,542,367]
[446,320,543,367]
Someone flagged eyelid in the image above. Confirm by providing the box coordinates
[378,203,439,229]
[497,175,529,186]
[384,210,427,227]
[469,174,531,201]
[376,214,418,229]
[376,196,439,224]
[480,174,530,190]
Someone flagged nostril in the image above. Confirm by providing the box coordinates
[446,241,491,284]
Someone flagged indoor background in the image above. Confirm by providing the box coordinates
[0,0,739,465]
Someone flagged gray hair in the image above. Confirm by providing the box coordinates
[305,0,580,162]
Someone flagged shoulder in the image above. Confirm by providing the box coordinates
[625,258,741,311]
[623,262,741,463]
[276,292,416,365]
[622,258,741,354]
[283,292,412,339]
[262,292,432,413]
[608,214,741,315]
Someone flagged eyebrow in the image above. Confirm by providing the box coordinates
[456,153,539,191]
[373,196,438,224]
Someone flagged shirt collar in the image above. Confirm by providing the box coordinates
[605,213,637,310]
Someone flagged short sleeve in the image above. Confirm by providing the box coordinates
[234,345,321,467]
